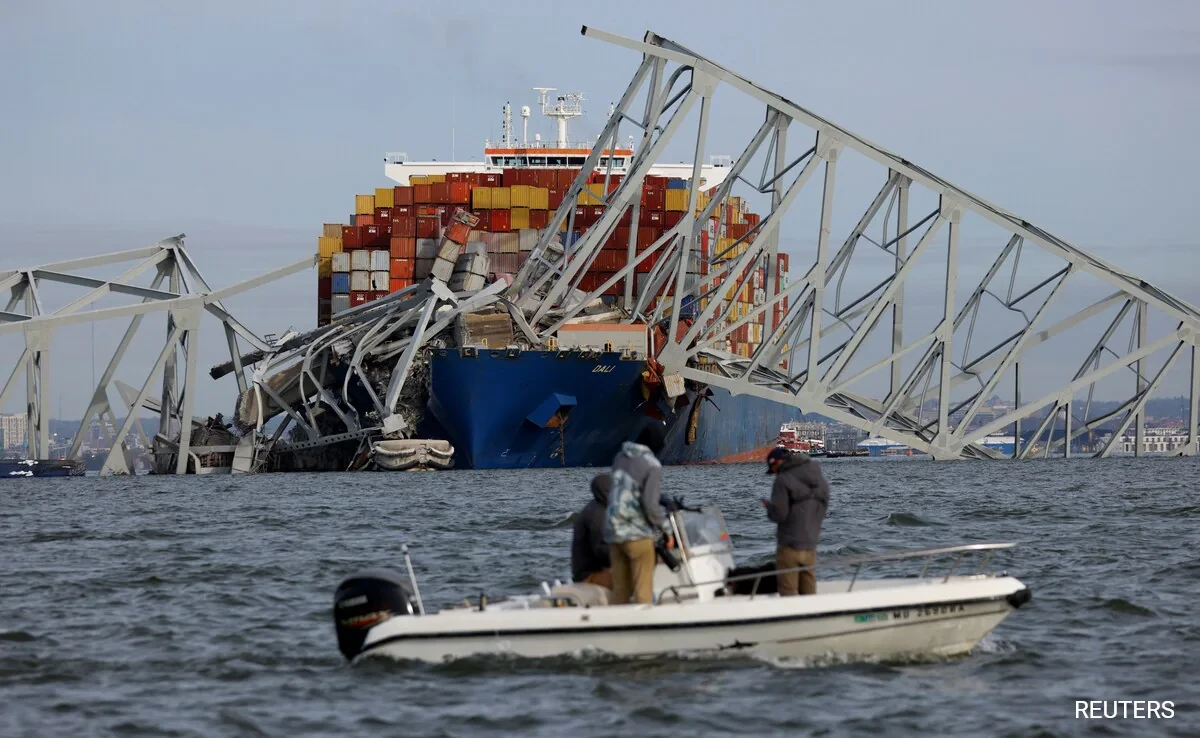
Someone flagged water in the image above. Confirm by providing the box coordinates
[2,457,1198,737]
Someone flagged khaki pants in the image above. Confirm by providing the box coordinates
[581,569,613,590]
[610,538,657,604]
[776,546,817,596]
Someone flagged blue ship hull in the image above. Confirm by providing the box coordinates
[423,349,795,470]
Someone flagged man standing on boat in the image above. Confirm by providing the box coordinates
[571,473,613,589]
[762,447,830,596]
[605,424,668,605]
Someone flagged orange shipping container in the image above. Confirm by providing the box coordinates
[393,186,414,206]
[448,182,470,204]
[389,277,413,292]
[389,236,416,258]
[414,184,433,204]
[390,258,415,279]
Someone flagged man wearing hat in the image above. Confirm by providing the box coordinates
[761,446,830,596]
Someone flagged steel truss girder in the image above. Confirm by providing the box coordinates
[504,26,1200,460]
[0,236,310,474]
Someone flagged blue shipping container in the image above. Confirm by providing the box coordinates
[667,179,690,189]
[332,272,351,294]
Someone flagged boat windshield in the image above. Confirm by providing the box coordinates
[676,506,731,552]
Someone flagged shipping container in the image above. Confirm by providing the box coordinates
[416,216,440,239]
[390,258,415,279]
[518,228,539,252]
[370,271,390,291]
[480,173,501,186]
[394,186,414,206]
[488,209,511,232]
[427,174,446,184]
[389,236,416,259]
[351,270,371,292]
[491,187,511,210]
[416,238,439,259]
[323,223,343,238]
[332,294,351,315]
[332,272,351,294]
[472,186,492,210]
[354,214,375,227]
[431,182,450,204]
[529,209,549,230]
[351,250,371,271]
[414,184,433,204]
[356,194,376,215]
[510,207,530,230]
[415,257,434,279]
[389,277,413,293]
[548,187,565,210]
[350,291,370,306]
[318,236,343,258]
[449,182,470,205]
[317,276,332,299]
[369,249,390,271]
[510,184,532,208]
[375,187,395,208]
[665,189,689,212]
[331,252,351,273]
[317,257,332,278]
[391,215,416,237]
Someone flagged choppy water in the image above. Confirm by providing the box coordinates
[2,457,1198,737]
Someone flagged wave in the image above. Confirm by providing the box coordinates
[1098,597,1156,617]
[885,512,943,527]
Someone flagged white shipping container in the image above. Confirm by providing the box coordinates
[448,272,486,292]
[350,270,370,292]
[464,242,487,256]
[369,249,390,272]
[416,238,440,259]
[350,249,370,272]
[431,257,455,282]
[518,228,539,252]
[467,229,484,242]
[498,232,520,253]
[331,252,351,273]
[331,294,351,315]
[370,271,390,291]
[481,232,501,253]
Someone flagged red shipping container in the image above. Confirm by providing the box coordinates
[389,277,413,292]
[572,206,594,228]
[390,258,415,278]
[355,214,376,227]
[393,186,414,206]
[317,277,332,299]
[364,224,390,248]
[415,216,439,239]
[375,207,392,221]
[642,186,666,211]
[416,205,441,217]
[588,206,605,223]
[430,182,449,204]
[389,236,416,258]
[663,210,684,228]
[557,169,578,190]
[640,209,664,227]
[414,184,433,204]
[391,216,416,237]
[644,175,669,190]
[501,168,519,186]
[529,209,548,229]
[745,212,761,227]
[728,222,752,240]
[535,170,556,188]
[547,187,565,209]
[637,227,657,249]
[371,290,389,301]
[350,291,370,306]
[447,172,466,183]
[448,182,470,205]
[635,251,658,273]
[391,205,413,217]
[480,173,501,186]
[342,225,364,249]
[488,209,511,232]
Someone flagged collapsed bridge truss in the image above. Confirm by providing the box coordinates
[506,26,1200,459]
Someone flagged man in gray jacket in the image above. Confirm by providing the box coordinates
[605,423,668,604]
[761,446,830,596]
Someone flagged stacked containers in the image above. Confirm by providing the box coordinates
[315,171,789,369]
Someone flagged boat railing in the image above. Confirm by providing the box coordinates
[656,542,1018,603]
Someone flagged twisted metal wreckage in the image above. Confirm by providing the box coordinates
[5,27,1198,475]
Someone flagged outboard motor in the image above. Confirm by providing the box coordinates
[333,568,417,661]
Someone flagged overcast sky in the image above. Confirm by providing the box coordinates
[1,0,1198,420]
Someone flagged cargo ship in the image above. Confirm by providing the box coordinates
[311,89,798,469]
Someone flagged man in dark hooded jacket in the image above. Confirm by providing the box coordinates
[571,473,613,588]
[762,446,829,595]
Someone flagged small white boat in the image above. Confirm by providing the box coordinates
[332,503,1031,665]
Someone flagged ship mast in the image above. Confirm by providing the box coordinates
[533,87,584,148]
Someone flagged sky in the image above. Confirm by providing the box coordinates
[1,0,1198,420]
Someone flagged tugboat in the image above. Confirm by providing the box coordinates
[776,422,827,457]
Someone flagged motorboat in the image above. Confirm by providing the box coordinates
[369,439,455,471]
[331,502,1031,665]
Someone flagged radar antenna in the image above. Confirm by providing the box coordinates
[533,87,584,148]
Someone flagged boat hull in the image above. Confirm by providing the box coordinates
[357,577,1030,665]
[423,349,795,469]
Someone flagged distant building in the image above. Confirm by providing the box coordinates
[0,413,27,451]
[1120,427,1196,454]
